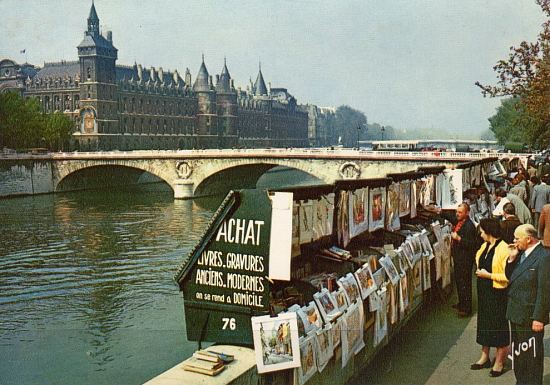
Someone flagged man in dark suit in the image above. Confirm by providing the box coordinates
[449,203,480,317]
[501,202,521,244]
[506,224,550,385]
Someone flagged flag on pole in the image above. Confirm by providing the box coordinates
[20,49,26,54]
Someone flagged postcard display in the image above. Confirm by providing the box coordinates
[265,175,454,382]
[175,161,498,381]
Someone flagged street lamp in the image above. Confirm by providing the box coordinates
[356,124,361,149]
[381,126,385,141]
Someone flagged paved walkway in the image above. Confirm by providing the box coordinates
[350,291,550,385]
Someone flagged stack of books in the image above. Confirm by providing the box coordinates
[182,350,226,376]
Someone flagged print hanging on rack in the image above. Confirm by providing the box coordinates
[386,182,401,231]
[299,200,314,244]
[349,188,369,238]
[291,204,301,257]
[369,187,386,232]
[312,193,335,240]
[440,169,463,209]
[337,191,350,247]
[399,180,411,217]
[410,180,417,218]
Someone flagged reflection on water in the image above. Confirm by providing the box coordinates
[0,186,223,385]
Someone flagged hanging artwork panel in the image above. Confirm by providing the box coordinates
[313,289,341,323]
[373,286,388,347]
[252,313,301,374]
[313,193,334,240]
[369,187,386,232]
[440,169,463,209]
[386,182,401,231]
[354,263,377,299]
[296,333,317,384]
[299,200,314,244]
[410,180,417,218]
[349,188,369,238]
[399,180,411,217]
[292,204,301,257]
[314,325,333,373]
[337,191,350,247]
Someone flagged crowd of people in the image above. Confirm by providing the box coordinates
[445,159,550,385]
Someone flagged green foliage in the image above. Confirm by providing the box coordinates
[0,92,74,151]
[333,105,368,147]
[488,97,546,148]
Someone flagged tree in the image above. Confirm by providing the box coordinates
[333,105,368,147]
[0,92,73,151]
[476,0,550,148]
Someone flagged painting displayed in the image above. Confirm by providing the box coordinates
[354,262,377,299]
[314,325,334,372]
[369,187,386,231]
[313,289,341,323]
[373,287,388,347]
[252,313,301,374]
[379,255,400,285]
[296,334,317,385]
[333,287,349,312]
[337,191,350,247]
[399,273,409,319]
[292,204,301,257]
[399,180,411,217]
[410,180,417,218]
[341,302,364,367]
[386,182,401,231]
[331,316,342,349]
[312,193,334,240]
[337,273,360,305]
[440,169,463,209]
[303,301,323,331]
[299,200,314,244]
[349,188,369,238]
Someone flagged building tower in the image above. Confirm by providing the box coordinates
[253,63,268,96]
[77,1,118,150]
[215,58,237,143]
[193,56,217,141]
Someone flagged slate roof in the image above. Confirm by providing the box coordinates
[34,61,80,79]
[193,58,210,92]
[254,68,268,96]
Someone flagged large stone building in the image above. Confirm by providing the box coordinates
[0,3,309,150]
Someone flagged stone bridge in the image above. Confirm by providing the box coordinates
[0,149,529,199]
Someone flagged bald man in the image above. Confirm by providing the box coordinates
[506,224,550,385]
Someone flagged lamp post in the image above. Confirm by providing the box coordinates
[381,126,385,141]
[356,124,361,149]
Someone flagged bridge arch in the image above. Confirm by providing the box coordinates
[53,159,178,193]
[192,159,331,197]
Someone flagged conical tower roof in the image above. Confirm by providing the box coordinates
[216,57,232,93]
[193,55,210,92]
[88,1,99,23]
[253,63,268,96]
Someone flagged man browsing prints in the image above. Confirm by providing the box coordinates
[506,224,550,385]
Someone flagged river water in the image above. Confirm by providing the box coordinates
[0,169,320,385]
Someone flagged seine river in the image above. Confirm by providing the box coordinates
[0,169,319,385]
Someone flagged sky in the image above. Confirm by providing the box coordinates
[0,0,545,136]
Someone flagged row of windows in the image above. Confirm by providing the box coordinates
[119,95,195,116]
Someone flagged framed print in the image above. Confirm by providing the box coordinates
[349,187,369,238]
[379,255,400,285]
[334,287,349,313]
[299,200,314,244]
[331,316,342,348]
[354,263,377,299]
[292,204,301,257]
[314,325,333,373]
[313,289,341,323]
[303,301,323,331]
[369,187,386,231]
[288,304,307,337]
[399,180,411,217]
[386,182,401,231]
[337,273,360,305]
[252,313,301,374]
[296,333,317,385]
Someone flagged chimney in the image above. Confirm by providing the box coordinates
[208,75,213,87]
[137,64,143,80]
[150,67,156,82]
[158,67,164,82]
[215,74,220,84]
[106,31,112,43]
[185,68,191,85]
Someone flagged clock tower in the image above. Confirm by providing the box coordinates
[77,2,118,149]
